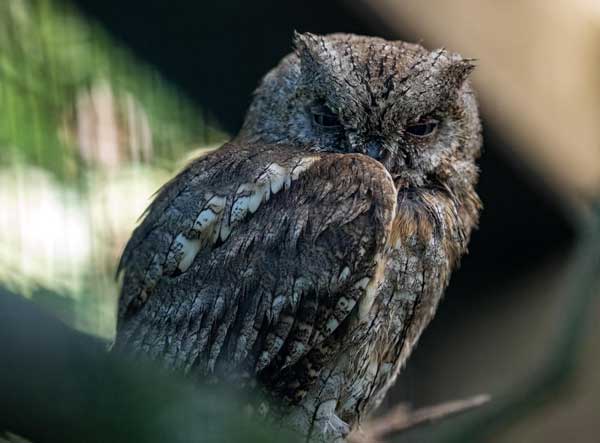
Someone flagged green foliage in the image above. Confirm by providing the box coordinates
[0,0,225,180]
[0,0,228,339]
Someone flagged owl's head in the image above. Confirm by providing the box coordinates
[240,32,481,190]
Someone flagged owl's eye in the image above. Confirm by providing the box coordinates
[310,104,342,129]
[406,119,439,137]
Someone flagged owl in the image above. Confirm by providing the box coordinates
[114,32,482,442]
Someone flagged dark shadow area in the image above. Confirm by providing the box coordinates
[72,0,368,133]
[0,287,288,443]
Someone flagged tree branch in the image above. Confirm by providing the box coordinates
[348,394,491,443]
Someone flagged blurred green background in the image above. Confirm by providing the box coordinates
[0,0,225,338]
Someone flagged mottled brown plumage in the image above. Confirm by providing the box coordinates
[114,32,482,441]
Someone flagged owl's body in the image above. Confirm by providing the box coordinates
[115,33,481,441]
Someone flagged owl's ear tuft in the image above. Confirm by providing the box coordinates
[422,49,477,93]
[293,31,320,54]
[293,31,327,78]
[441,52,477,88]
[450,57,477,85]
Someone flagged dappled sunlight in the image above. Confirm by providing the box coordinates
[0,165,170,337]
[0,0,226,338]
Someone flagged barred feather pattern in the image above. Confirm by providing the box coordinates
[114,32,482,443]
[114,141,479,439]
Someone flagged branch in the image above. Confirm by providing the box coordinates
[348,394,491,443]
[0,288,289,443]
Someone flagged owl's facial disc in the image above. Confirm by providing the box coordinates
[240,32,480,187]
[291,33,477,184]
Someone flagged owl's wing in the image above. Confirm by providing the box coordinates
[115,142,396,382]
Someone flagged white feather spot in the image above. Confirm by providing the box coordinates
[353,277,370,290]
[214,295,225,317]
[220,222,232,241]
[336,296,356,312]
[266,163,287,194]
[326,318,339,334]
[270,295,286,322]
[207,195,226,213]
[271,175,285,194]
[236,183,253,194]
[290,341,306,357]
[262,185,271,202]
[231,195,250,223]
[273,336,285,349]
[256,352,271,371]
[247,190,263,213]
[359,255,386,319]
[291,157,317,180]
[176,233,201,272]
[338,266,351,282]
[359,281,378,319]
[194,208,217,230]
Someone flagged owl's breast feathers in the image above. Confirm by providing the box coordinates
[338,181,480,419]
[114,141,478,413]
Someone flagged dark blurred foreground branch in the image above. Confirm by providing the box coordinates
[0,287,493,443]
[348,394,490,443]
[0,289,289,443]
